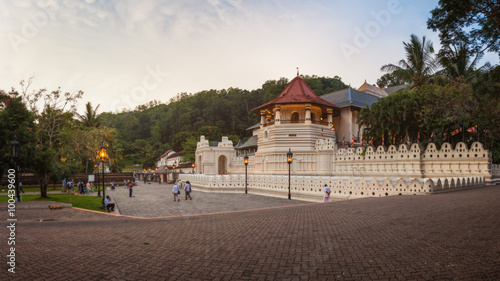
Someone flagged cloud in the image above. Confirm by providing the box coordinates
[1,0,498,114]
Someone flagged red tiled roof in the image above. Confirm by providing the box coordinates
[160,149,174,158]
[252,76,340,114]
[167,151,186,159]
[156,149,174,161]
[357,81,388,98]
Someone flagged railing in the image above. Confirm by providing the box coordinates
[263,119,329,126]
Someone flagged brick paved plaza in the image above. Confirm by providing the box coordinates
[1,184,499,280]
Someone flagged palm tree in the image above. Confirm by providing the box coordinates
[381,34,438,88]
[437,44,491,81]
[77,102,102,128]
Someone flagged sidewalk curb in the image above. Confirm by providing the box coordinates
[0,203,72,210]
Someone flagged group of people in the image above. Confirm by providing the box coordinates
[172,180,192,202]
[61,178,95,194]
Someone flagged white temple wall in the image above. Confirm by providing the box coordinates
[180,173,485,202]
[194,136,496,200]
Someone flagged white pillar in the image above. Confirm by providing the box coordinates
[275,105,281,124]
[305,104,311,124]
[327,108,333,126]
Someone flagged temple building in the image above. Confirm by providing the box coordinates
[185,74,499,201]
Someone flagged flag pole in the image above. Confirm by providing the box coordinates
[477,124,480,143]
[462,125,464,143]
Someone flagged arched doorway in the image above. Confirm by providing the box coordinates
[218,155,227,174]
[291,112,299,123]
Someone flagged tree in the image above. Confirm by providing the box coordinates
[172,131,194,152]
[77,102,102,128]
[376,73,406,88]
[182,136,198,162]
[437,44,491,80]
[17,78,83,197]
[261,78,289,103]
[381,34,438,88]
[0,93,36,185]
[358,75,500,159]
[428,0,500,54]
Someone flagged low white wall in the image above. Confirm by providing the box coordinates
[180,173,485,202]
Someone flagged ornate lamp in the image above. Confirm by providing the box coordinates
[287,148,293,200]
[244,154,249,194]
[98,143,108,200]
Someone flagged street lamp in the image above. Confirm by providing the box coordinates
[173,161,176,182]
[244,154,249,194]
[98,144,108,204]
[287,148,293,200]
[191,162,195,173]
[12,136,21,202]
[155,167,158,183]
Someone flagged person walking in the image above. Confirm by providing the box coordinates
[323,184,331,202]
[62,178,67,192]
[178,179,183,190]
[185,181,192,200]
[111,182,115,190]
[172,182,180,202]
[123,179,127,188]
[128,181,134,197]
[19,181,24,193]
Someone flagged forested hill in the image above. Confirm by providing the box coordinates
[100,75,348,167]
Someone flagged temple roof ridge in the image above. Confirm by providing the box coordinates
[252,75,339,114]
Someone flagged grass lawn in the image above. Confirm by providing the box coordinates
[0,194,105,212]
[0,186,64,193]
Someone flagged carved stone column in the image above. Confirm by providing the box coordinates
[305,104,311,124]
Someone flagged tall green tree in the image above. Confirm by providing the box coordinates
[17,78,84,197]
[0,93,36,184]
[437,44,491,80]
[428,0,500,54]
[77,102,102,128]
[381,34,438,88]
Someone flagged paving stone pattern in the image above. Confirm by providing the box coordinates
[108,183,308,218]
[0,184,499,280]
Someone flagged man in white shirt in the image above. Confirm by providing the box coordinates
[178,179,183,190]
[323,184,331,202]
[172,182,180,202]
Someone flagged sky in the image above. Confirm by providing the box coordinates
[1,0,498,114]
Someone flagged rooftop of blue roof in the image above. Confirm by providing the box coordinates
[320,88,379,108]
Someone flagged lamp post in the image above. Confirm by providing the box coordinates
[287,148,293,200]
[12,136,21,202]
[164,166,167,183]
[155,167,158,183]
[191,162,195,174]
[244,154,249,194]
[98,144,108,206]
[173,161,176,182]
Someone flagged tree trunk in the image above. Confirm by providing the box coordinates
[40,181,47,197]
